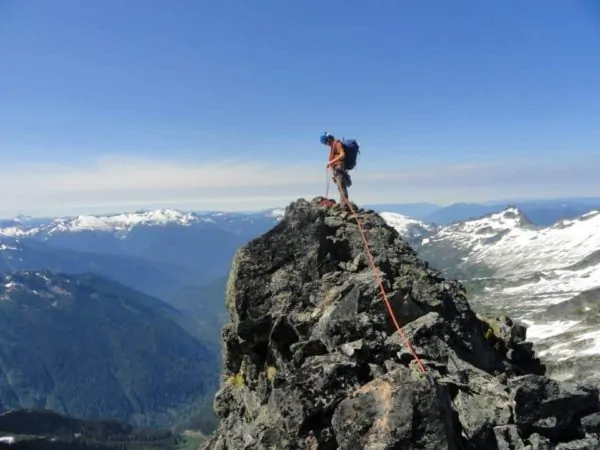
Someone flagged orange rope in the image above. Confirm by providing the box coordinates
[330,172,429,376]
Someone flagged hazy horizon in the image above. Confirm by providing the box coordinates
[2,193,600,221]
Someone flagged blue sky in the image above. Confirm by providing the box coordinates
[1,0,599,216]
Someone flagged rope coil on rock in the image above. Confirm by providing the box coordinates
[329,173,429,377]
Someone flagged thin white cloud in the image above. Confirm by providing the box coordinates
[1,155,597,217]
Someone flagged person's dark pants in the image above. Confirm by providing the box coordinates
[332,167,352,207]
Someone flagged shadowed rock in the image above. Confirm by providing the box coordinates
[203,197,600,449]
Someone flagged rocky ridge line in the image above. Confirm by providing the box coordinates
[203,197,600,449]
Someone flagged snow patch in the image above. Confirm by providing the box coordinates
[537,328,600,360]
[380,212,436,237]
[522,319,581,341]
[266,208,285,220]
[0,226,33,237]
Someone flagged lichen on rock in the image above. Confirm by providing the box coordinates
[203,197,600,449]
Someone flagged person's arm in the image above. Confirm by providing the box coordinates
[327,141,345,166]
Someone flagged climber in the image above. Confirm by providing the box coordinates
[320,132,353,209]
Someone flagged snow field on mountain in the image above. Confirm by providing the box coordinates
[431,208,600,274]
[378,212,437,242]
[382,207,600,363]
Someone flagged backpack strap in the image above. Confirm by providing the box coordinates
[333,139,345,156]
[328,141,336,163]
[330,140,346,169]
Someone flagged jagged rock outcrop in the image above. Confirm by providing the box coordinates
[203,197,600,450]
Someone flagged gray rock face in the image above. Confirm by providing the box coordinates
[203,197,600,449]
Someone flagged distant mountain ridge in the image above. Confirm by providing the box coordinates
[0,208,283,237]
[0,208,282,289]
[369,197,600,226]
[3,199,596,235]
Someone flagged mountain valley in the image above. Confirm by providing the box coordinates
[0,271,219,431]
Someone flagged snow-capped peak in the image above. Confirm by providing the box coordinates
[426,205,600,277]
[0,207,288,237]
[379,212,436,233]
[379,212,438,244]
[439,206,532,237]
[45,209,203,234]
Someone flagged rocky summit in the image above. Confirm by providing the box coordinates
[203,197,600,450]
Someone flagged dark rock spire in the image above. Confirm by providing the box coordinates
[204,197,600,450]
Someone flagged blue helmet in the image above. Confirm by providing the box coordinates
[320,132,332,145]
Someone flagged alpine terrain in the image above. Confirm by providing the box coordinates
[203,197,600,449]
[406,207,600,385]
